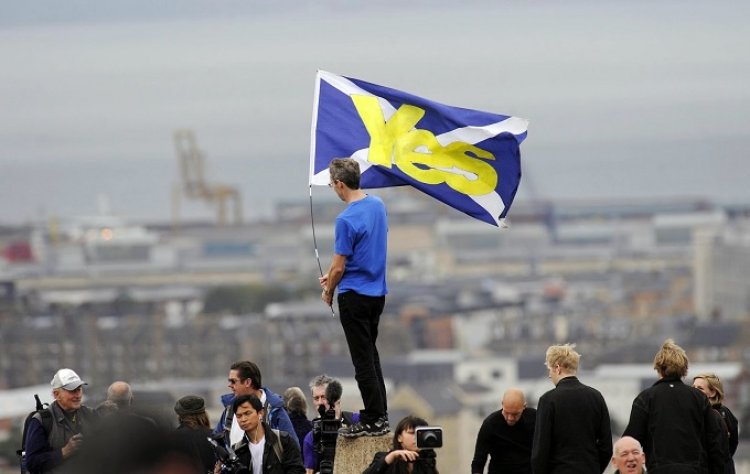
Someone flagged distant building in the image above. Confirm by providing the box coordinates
[694,223,750,321]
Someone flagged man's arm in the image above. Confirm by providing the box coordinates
[25,418,63,473]
[302,431,317,472]
[596,396,613,473]
[470,419,490,474]
[622,396,648,449]
[320,254,346,306]
[530,396,552,474]
[279,432,305,474]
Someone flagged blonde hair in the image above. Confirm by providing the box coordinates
[653,339,688,378]
[693,372,725,406]
[545,343,580,372]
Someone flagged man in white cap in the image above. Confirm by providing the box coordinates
[24,368,98,473]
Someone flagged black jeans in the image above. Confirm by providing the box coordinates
[338,291,387,423]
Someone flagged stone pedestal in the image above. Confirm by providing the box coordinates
[332,434,392,474]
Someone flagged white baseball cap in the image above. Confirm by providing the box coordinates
[51,368,87,391]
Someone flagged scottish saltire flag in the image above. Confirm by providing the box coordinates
[309,70,528,226]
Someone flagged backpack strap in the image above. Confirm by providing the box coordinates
[38,409,53,434]
[270,429,284,461]
[19,409,53,457]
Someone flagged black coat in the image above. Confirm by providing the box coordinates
[233,424,304,474]
[711,404,737,474]
[623,377,725,474]
[173,425,217,473]
[362,451,438,474]
[530,376,612,474]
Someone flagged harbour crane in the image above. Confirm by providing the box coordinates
[172,129,242,227]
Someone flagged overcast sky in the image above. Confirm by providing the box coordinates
[1,1,748,224]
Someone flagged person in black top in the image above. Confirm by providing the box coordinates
[693,372,739,474]
[283,387,313,449]
[471,387,536,474]
[531,343,612,474]
[624,339,725,474]
[173,395,217,474]
[363,415,438,474]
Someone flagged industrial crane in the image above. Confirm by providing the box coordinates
[172,129,242,227]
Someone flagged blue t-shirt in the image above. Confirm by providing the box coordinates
[334,195,388,297]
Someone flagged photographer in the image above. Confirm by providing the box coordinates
[24,368,97,474]
[303,375,358,474]
[216,395,303,474]
[362,415,440,474]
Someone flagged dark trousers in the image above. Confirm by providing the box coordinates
[338,291,387,423]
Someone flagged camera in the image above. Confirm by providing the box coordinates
[207,434,250,474]
[415,426,443,449]
[312,405,341,474]
[414,426,442,472]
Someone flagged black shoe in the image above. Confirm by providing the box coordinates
[339,417,390,438]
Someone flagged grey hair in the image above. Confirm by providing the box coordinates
[309,374,336,392]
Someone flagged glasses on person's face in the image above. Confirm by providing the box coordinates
[328,180,338,188]
[228,378,246,385]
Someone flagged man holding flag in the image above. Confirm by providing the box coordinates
[310,70,528,438]
[319,157,390,438]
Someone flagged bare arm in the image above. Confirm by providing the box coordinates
[320,254,346,306]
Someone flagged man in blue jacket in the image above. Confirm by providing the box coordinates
[214,360,299,449]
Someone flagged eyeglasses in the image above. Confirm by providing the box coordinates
[228,378,246,385]
[328,180,338,188]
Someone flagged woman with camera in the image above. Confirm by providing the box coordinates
[362,415,439,474]
[215,394,304,474]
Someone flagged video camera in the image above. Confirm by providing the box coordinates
[415,426,443,471]
[311,381,343,474]
[415,426,443,449]
[207,433,250,474]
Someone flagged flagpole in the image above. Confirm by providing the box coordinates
[309,184,336,317]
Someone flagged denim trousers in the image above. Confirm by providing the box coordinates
[338,291,387,423]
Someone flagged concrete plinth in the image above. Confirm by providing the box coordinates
[332,434,392,474]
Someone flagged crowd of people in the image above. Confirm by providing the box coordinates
[471,340,739,474]
[21,339,739,474]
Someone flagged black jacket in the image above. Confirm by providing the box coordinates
[362,451,438,474]
[623,377,725,474]
[531,376,612,474]
[717,405,738,474]
[233,424,304,474]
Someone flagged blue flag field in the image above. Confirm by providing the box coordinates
[309,71,528,226]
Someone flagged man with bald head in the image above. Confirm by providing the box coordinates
[106,381,133,409]
[611,437,646,474]
[471,387,536,474]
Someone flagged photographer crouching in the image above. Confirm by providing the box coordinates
[362,415,441,474]
[304,375,359,474]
